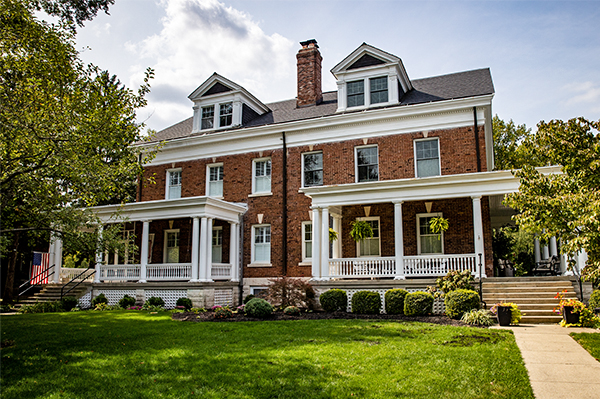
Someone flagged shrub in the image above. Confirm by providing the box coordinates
[61,296,79,311]
[214,306,233,319]
[92,293,108,307]
[384,289,408,315]
[141,304,164,312]
[94,303,109,311]
[436,270,474,294]
[243,294,255,304]
[119,295,136,309]
[145,297,165,308]
[283,306,300,316]
[351,291,381,314]
[265,277,316,309]
[244,298,273,318]
[176,297,193,310]
[461,309,494,326]
[589,289,600,310]
[319,289,347,312]
[19,301,62,314]
[445,289,480,319]
[404,292,434,316]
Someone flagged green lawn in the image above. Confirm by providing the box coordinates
[570,332,600,362]
[1,311,533,398]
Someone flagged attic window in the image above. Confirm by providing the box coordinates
[347,80,364,107]
[370,77,388,104]
[201,106,214,130]
[220,103,233,127]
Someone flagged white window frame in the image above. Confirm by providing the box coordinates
[165,168,182,200]
[211,226,223,263]
[301,221,313,262]
[250,224,271,266]
[206,163,224,198]
[356,216,381,257]
[414,138,441,178]
[163,229,181,263]
[346,75,391,110]
[252,157,272,195]
[219,102,233,127]
[369,76,388,105]
[147,233,155,264]
[417,212,444,255]
[355,145,379,183]
[201,105,215,130]
[301,151,323,188]
[251,287,269,297]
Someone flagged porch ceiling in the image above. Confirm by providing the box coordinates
[301,166,560,207]
[92,196,247,223]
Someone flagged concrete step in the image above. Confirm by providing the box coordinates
[482,297,565,305]
[520,315,563,323]
[482,280,573,286]
[483,287,574,294]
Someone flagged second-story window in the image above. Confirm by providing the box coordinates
[207,164,223,197]
[415,139,440,178]
[303,152,323,187]
[356,146,378,182]
[370,77,388,104]
[219,103,233,127]
[201,106,214,130]
[347,80,365,107]
[253,158,271,194]
[167,169,182,199]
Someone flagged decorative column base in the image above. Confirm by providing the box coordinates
[393,276,406,280]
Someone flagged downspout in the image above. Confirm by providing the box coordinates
[473,107,481,172]
[238,214,244,305]
[282,132,288,276]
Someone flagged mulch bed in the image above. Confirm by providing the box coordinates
[172,310,472,327]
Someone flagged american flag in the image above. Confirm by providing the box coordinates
[31,252,50,284]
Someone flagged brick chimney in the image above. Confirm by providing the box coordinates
[296,39,322,107]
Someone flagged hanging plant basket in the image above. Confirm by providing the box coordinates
[349,221,373,243]
[429,217,449,234]
[329,228,338,242]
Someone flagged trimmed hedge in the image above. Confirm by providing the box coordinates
[319,289,347,312]
[245,298,273,318]
[444,289,480,319]
[589,290,600,310]
[351,291,381,314]
[283,306,300,316]
[119,295,136,309]
[145,297,165,307]
[92,293,108,307]
[384,289,408,315]
[176,297,193,310]
[61,296,79,311]
[404,291,434,316]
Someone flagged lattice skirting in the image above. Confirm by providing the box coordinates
[78,292,92,308]
[95,289,137,306]
[145,290,187,309]
[345,288,445,314]
[214,289,234,307]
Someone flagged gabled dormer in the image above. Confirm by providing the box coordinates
[331,43,412,112]
[189,73,269,133]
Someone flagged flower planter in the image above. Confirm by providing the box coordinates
[497,305,512,326]
[562,306,580,324]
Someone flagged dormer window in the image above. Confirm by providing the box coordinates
[219,103,232,127]
[370,77,388,104]
[201,106,214,130]
[347,80,364,107]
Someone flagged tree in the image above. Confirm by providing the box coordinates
[493,115,544,170]
[505,118,600,284]
[28,0,115,29]
[0,1,154,301]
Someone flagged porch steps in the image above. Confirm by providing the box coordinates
[481,277,577,324]
[17,283,91,307]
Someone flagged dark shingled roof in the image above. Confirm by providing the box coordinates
[147,68,493,143]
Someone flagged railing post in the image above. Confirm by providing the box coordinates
[393,201,405,280]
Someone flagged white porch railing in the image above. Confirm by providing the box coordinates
[146,263,192,280]
[328,254,478,279]
[211,263,232,279]
[100,264,141,281]
[60,267,95,282]
[329,257,396,278]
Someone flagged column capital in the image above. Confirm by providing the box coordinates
[393,200,404,205]
[471,195,482,201]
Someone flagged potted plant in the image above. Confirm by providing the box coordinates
[491,302,522,326]
[554,289,581,325]
[349,220,373,243]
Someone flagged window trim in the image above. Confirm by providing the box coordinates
[301,221,313,263]
[163,229,181,264]
[347,79,365,108]
[165,168,182,200]
[219,102,233,127]
[355,216,381,257]
[354,145,379,183]
[250,224,271,266]
[206,162,224,198]
[369,76,388,104]
[414,138,441,178]
[201,105,215,130]
[416,212,444,255]
[211,226,223,263]
[301,151,323,188]
[345,75,391,110]
[252,157,272,195]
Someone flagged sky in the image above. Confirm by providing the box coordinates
[70,0,600,134]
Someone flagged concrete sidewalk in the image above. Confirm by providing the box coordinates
[492,324,600,399]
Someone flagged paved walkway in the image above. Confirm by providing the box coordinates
[492,324,600,399]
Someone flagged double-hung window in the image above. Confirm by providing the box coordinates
[207,164,223,197]
[417,214,443,254]
[212,227,223,263]
[219,103,233,127]
[164,230,180,263]
[370,77,388,104]
[253,158,271,194]
[356,146,378,182]
[302,222,313,261]
[357,218,380,257]
[302,152,323,187]
[253,225,271,264]
[347,80,365,107]
[415,139,440,178]
[167,169,182,199]
[201,106,214,130]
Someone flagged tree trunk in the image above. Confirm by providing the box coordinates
[2,231,20,303]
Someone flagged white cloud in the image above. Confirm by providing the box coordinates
[93,22,111,37]
[564,81,600,113]
[127,0,295,131]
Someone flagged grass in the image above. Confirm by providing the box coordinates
[1,311,533,399]
[570,332,600,362]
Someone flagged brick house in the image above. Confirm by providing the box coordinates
[68,40,561,308]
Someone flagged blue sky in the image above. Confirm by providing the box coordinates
[73,0,600,133]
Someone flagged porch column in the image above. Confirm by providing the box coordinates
[332,215,342,259]
[190,217,200,282]
[311,207,322,280]
[199,217,209,281]
[534,238,541,263]
[139,220,150,283]
[94,225,103,283]
[206,218,214,282]
[550,236,558,257]
[321,207,330,280]
[230,221,239,281]
[393,201,405,280]
[472,196,486,277]
[50,234,63,283]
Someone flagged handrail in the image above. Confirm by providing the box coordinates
[61,267,95,299]
[17,264,55,301]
